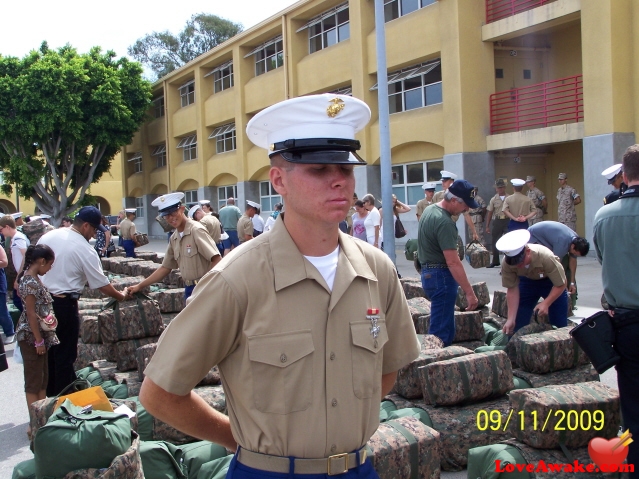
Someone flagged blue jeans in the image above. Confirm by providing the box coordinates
[222,230,240,250]
[0,270,13,336]
[514,276,568,332]
[421,266,458,346]
[226,448,379,479]
[13,288,23,313]
[184,285,195,301]
[508,219,529,232]
[122,239,136,258]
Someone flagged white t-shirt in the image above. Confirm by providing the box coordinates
[363,207,381,245]
[264,216,276,232]
[38,228,109,294]
[252,215,265,233]
[304,246,339,291]
[11,231,30,273]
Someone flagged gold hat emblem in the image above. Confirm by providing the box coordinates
[160,197,165,202]
[327,98,345,118]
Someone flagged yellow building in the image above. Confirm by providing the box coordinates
[120,0,638,243]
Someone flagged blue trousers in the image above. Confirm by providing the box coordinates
[13,288,23,313]
[615,321,639,478]
[184,285,195,301]
[508,219,529,232]
[0,269,13,336]
[421,267,458,346]
[226,449,379,479]
[514,276,568,332]
[122,239,136,258]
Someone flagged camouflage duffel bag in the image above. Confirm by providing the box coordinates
[456,282,490,311]
[456,235,464,261]
[198,366,221,387]
[149,289,186,314]
[90,360,118,382]
[99,256,117,273]
[135,343,157,381]
[509,381,620,449]
[98,295,163,343]
[512,364,599,388]
[416,311,483,342]
[402,280,426,300]
[163,269,185,288]
[367,416,441,479]
[80,316,101,344]
[394,344,471,399]
[133,250,159,262]
[111,258,145,275]
[420,350,514,406]
[411,396,512,471]
[516,326,590,374]
[78,299,108,310]
[114,336,161,371]
[61,434,143,479]
[407,297,431,327]
[465,241,491,268]
[123,260,155,276]
[137,262,162,277]
[491,290,508,318]
[505,320,553,366]
[75,341,117,370]
[452,340,486,350]
[153,386,226,444]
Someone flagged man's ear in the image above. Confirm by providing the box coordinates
[269,166,287,197]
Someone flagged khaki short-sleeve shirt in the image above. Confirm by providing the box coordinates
[119,218,135,240]
[503,192,535,218]
[488,194,509,218]
[237,215,254,243]
[162,219,220,282]
[145,214,420,458]
[200,214,222,244]
[501,244,566,289]
[416,198,434,218]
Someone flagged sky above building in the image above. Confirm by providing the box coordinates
[1,0,299,59]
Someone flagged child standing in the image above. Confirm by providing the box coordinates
[15,244,58,426]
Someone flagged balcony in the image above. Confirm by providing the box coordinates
[486,0,558,24]
[489,75,582,135]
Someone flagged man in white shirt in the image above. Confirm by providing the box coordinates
[38,206,128,396]
[0,216,30,313]
[251,206,265,237]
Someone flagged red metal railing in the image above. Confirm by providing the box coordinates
[486,0,557,24]
[489,75,583,135]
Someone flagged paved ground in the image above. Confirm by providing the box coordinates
[0,239,613,478]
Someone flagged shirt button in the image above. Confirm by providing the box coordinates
[331,444,337,453]
[332,398,338,407]
[280,354,287,363]
[330,353,335,360]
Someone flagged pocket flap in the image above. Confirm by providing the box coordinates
[248,330,314,368]
[350,320,388,353]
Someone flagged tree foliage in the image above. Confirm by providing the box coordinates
[128,13,243,80]
[0,42,152,226]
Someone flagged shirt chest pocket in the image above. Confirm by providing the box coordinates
[248,330,314,415]
[350,320,388,399]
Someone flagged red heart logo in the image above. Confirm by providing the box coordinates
[588,437,628,468]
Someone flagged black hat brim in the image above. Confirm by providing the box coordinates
[275,150,366,165]
[159,205,181,217]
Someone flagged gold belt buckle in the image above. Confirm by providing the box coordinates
[327,453,349,476]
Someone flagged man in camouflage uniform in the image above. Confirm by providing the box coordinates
[525,176,547,225]
[416,182,437,221]
[485,178,510,268]
[468,187,486,244]
[556,173,581,232]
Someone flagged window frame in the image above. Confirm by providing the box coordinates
[179,80,195,107]
[135,197,144,218]
[177,135,197,162]
[259,181,282,212]
[301,3,350,54]
[246,36,284,76]
[372,61,442,114]
[391,160,444,206]
[218,185,238,211]
[211,62,234,93]
[208,123,237,154]
[152,96,165,118]
[151,144,167,169]
[184,190,198,205]
[383,0,436,22]
[128,152,143,174]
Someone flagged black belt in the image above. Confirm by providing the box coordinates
[422,262,448,269]
[52,292,81,300]
[611,308,639,329]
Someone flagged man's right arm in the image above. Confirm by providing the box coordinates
[443,249,478,310]
[140,378,237,450]
[503,287,520,335]
[485,210,493,234]
[98,284,128,302]
[127,266,172,295]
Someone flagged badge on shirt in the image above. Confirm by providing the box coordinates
[187,244,191,254]
[367,308,380,339]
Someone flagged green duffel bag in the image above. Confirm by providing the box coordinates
[489,331,510,347]
[512,377,532,389]
[404,238,418,261]
[474,345,506,354]
[101,379,129,399]
[196,456,234,479]
[482,322,499,344]
[467,443,530,479]
[75,366,103,386]
[12,459,35,479]
[140,441,186,479]
[175,441,230,479]
[34,399,132,479]
[129,396,153,441]
[379,400,398,421]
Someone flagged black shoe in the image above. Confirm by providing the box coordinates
[486,264,499,269]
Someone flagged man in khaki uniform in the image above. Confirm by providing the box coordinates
[502,178,536,232]
[468,187,487,244]
[139,94,420,479]
[237,201,258,243]
[485,179,510,268]
[497,229,568,335]
[128,192,221,300]
[557,173,581,232]
[188,204,222,244]
[415,182,437,221]
[525,175,547,225]
[118,208,138,257]
[432,171,479,241]
[345,193,357,234]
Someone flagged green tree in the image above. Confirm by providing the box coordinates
[128,13,243,79]
[0,42,152,226]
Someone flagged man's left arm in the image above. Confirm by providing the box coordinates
[381,372,397,399]
[568,255,577,294]
[573,190,582,206]
[535,255,567,316]
[194,228,222,268]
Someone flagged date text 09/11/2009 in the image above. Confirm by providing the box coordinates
[477,409,605,432]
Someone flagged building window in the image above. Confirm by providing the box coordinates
[177,135,197,162]
[205,61,234,93]
[208,123,236,154]
[246,36,284,76]
[523,69,532,80]
[329,85,352,96]
[260,181,282,212]
[184,189,198,206]
[128,152,142,174]
[384,0,435,22]
[153,96,165,118]
[372,60,442,114]
[179,80,195,107]
[135,197,144,218]
[495,68,504,79]
[151,144,166,168]
[218,185,237,211]
[298,3,349,54]
[391,160,443,205]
